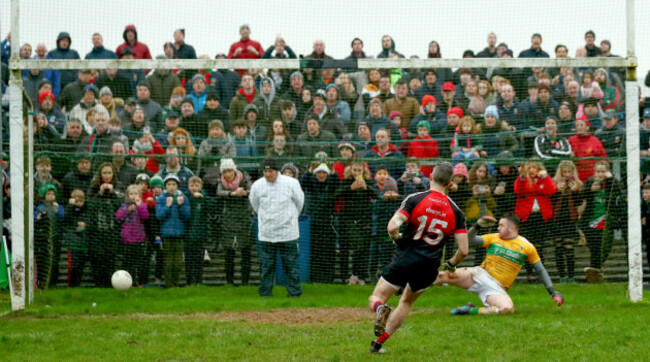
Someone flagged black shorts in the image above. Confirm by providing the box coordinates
[381,247,441,293]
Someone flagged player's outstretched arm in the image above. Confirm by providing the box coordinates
[467,216,497,246]
[532,261,564,307]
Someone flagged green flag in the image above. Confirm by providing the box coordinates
[0,238,10,289]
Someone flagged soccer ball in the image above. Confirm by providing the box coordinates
[111,270,133,291]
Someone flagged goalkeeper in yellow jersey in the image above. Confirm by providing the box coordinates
[434,212,564,315]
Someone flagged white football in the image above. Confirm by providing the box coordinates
[111,270,133,291]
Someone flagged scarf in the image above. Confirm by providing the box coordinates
[220,170,243,191]
[238,88,255,104]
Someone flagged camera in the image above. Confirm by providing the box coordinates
[477,185,487,193]
[407,172,417,178]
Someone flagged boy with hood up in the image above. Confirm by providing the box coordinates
[253,77,282,128]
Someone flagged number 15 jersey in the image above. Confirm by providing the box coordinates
[397,190,467,259]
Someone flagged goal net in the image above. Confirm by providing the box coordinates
[0,0,644,307]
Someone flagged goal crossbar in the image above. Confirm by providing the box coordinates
[7,57,635,71]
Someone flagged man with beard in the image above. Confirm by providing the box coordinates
[382,80,420,130]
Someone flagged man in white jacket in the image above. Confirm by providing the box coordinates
[250,157,305,297]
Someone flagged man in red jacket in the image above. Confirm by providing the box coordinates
[116,24,152,60]
[568,116,607,182]
[228,24,263,76]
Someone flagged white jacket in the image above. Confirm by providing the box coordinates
[249,174,304,243]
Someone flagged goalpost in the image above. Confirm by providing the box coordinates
[4,0,643,311]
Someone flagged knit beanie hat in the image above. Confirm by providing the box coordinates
[220,158,237,172]
[447,107,464,118]
[421,94,437,107]
[149,175,164,188]
[383,177,398,192]
[281,162,298,178]
[453,163,469,180]
[312,163,330,175]
[483,105,499,120]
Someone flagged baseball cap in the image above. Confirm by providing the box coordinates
[262,157,278,171]
[442,82,456,92]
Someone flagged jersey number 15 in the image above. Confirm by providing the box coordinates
[413,216,448,246]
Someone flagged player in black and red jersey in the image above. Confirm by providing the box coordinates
[367,162,469,354]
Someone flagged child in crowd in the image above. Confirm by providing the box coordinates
[229,119,257,156]
[34,183,64,288]
[301,162,339,283]
[398,159,430,196]
[445,162,471,261]
[216,159,253,286]
[552,160,583,283]
[281,163,299,179]
[374,166,390,195]
[370,177,402,282]
[149,175,165,287]
[336,160,378,285]
[466,161,496,266]
[186,176,210,285]
[34,156,63,205]
[115,184,150,287]
[333,142,356,180]
[451,116,482,160]
[406,121,438,177]
[492,151,518,218]
[63,189,89,287]
[156,174,191,287]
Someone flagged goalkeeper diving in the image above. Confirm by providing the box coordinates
[434,212,564,315]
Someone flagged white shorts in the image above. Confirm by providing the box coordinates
[466,266,508,306]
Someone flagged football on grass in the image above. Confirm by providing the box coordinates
[111,270,133,291]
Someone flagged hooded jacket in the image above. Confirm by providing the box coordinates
[116,25,152,60]
[376,36,405,59]
[46,32,81,87]
[253,77,282,126]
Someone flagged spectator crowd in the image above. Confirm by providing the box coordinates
[0,25,647,289]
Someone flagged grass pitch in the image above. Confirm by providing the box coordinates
[1,283,649,361]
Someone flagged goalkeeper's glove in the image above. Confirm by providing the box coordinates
[439,259,457,272]
[551,291,564,307]
[474,216,498,230]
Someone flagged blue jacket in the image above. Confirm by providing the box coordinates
[156,190,191,237]
[85,46,118,60]
[189,91,207,113]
